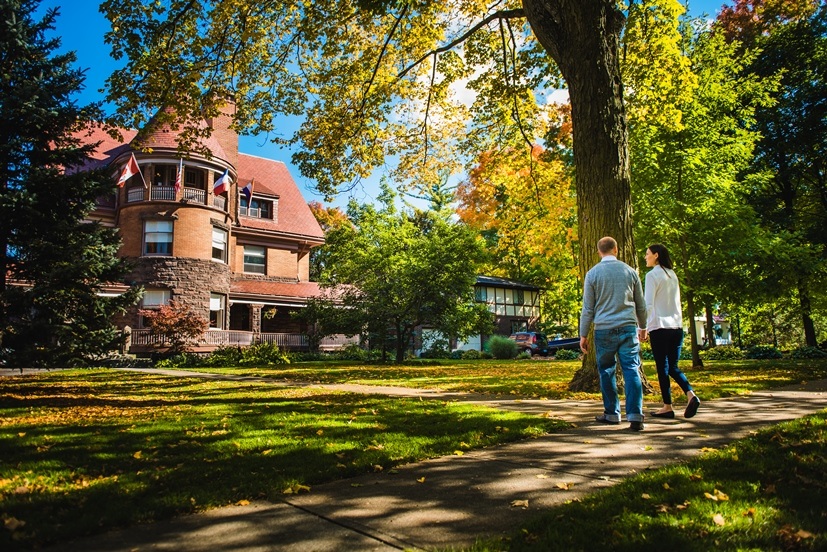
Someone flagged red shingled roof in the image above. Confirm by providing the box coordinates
[236,154,324,240]
[72,124,138,169]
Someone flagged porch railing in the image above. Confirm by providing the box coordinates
[151,186,176,201]
[182,187,206,204]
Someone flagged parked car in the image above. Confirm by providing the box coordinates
[546,336,581,353]
[508,332,549,357]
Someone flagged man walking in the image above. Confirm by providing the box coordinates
[579,236,648,431]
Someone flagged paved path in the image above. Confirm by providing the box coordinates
[13,368,824,551]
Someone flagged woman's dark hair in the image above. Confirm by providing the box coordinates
[648,243,674,271]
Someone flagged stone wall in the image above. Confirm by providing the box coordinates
[121,257,231,328]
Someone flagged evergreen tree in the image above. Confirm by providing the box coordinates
[0,0,139,367]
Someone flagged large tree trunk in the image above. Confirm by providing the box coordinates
[797,280,817,347]
[685,288,704,368]
[522,1,645,392]
[705,303,717,348]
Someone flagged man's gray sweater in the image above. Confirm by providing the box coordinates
[579,258,647,337]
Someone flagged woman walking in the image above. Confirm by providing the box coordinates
[643,244,700,419]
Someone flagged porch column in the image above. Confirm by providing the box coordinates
[250,304,264,334]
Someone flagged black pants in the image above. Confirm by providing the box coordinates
[650,328,692,404]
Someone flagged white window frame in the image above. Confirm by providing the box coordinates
[211,227,228,263]
[209,293,226,329]
[144,220,173,256]
[243,245,266,274]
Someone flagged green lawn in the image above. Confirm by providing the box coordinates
[2,359,825,550]
[459,411,827,552]
[0,369,566,550]
[171,358,827,402]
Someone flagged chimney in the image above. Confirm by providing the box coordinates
[207,99,239,170]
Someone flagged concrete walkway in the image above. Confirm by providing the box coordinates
[25,368,826,551]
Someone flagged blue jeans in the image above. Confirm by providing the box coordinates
[650,328,692,405]
[594,325,643,422]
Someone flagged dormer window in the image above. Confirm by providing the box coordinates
[240,195,275,220]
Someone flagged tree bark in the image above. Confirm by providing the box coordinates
[797,280,817,347]
[705,303,717,348]
[685,288,703,368]
[521,1,642,392]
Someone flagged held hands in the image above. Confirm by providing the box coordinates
[638,328,648,341]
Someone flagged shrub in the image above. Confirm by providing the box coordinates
[485,335,517,360]
[239,343,290,366]
[420,344,451,359]
[516,350,531,360]
[480,351,493,359]
[745,345,783,360]
[138,300,209,355]
[334,343,372,362]
[699,345,744,360]
[202,346,243,366]
[461,349,481,360]
[154,353,201,368]
[449,349,464,360]
[788,346,827,359]
[554,348,580,360]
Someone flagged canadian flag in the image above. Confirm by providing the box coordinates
[117,152,143,187]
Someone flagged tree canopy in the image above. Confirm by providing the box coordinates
[312,184,491,362]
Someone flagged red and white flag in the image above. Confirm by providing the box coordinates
[174,158,183,195]
[213,169,231,195]
[117,152,144,187]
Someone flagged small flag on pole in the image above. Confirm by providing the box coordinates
[241,179,253,203]
[213,169,231,195]
[117,152,145,188]
[174,158,183,196]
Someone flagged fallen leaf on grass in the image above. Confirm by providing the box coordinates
[261,449,272,455]
[3,517,25,531]
[372,464,384,472]
[663,483,671,490]
[713,514,726,526]
[236,499,250,506]
[283,484,311,494]
[417,477,426,483]
[453,450,464,456]
[511,500,529,509]
[641,493,651,500]
[744,508,756,518]
[704,489,729,502]
[133,451,142,459]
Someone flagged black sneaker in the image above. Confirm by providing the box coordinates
[629,421,644,431]
[595,414,620,425]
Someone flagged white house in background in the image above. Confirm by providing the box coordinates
[448,276,541,352]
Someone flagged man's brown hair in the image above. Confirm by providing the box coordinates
[597,236,617,254]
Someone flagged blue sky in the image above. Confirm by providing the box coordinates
[39,0,730,209]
